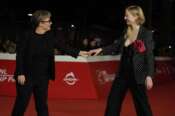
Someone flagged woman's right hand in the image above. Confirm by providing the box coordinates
[17,75,26,85]
[89,48,102,56]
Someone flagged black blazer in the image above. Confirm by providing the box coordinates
[14,30,80,81]
[102,26,155,84]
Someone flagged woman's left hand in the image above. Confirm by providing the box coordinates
[145,76,153,90]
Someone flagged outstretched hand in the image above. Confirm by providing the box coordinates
[79,51,89,57]
[88,48,102,56]
[79,48,102,57]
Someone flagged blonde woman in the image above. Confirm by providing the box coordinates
[89,5,154,116]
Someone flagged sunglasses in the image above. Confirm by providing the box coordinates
[40,19,52,23]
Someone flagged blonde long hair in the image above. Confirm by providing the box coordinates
[124,5,145,40]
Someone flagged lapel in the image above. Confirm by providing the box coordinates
[120,26,145,54]
[120,26,144,54]
[121,26,144,45]
[137,26,144,41]
[133,26,146,54]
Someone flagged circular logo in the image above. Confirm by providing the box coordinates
[63,72,78,85]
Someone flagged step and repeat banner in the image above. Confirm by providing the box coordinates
[0,53,175,99]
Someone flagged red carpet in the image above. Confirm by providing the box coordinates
[0,80,175,116]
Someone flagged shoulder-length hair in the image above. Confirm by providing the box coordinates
[126,5,145,25]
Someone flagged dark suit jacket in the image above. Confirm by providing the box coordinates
[102,26,155,84]
[15,30,80,81]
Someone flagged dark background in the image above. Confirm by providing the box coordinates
[0,0,174,56]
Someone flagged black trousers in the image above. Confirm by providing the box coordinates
[11,78,49,116]
[104,75,153,116]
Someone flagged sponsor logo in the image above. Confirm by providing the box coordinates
[156,64,175,74]
[63,72,79,85]
[156,64,175,79]
[96,70,116,85]
[0,69,15,82]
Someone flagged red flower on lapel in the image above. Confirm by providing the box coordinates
[133,40,146,53]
